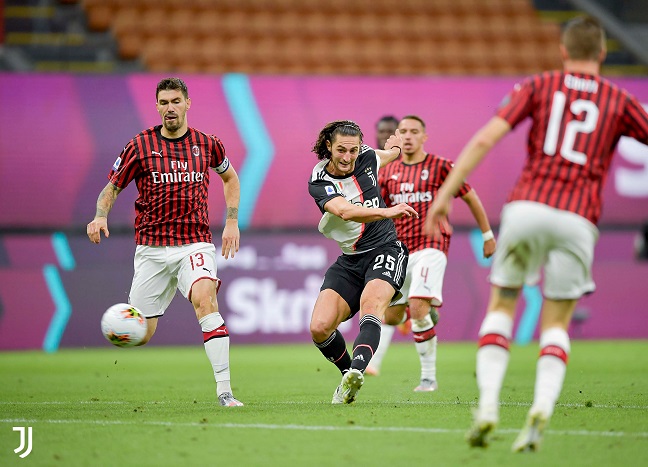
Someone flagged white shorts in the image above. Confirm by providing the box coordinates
[392,248,447,307]
[129,242,220,318]
[490,201,598,300]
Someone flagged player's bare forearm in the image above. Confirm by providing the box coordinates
[95,183,121,218]
[220,169,240,260]
[462,189,496,258]
[220,167,241,217]
[87,183,121,244]
[439,117,510,201]
[226,207,238,221]
[376,129,403,167]
[326,198,417,223]
[462,189,491,234]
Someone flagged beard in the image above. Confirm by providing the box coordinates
[163,115,183,133]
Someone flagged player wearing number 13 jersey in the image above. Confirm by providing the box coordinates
[307,120,417,404]
[427,17,648,451]
[87,78,244,407]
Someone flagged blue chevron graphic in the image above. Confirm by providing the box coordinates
[42,232,75,353]
[221,74,275,230]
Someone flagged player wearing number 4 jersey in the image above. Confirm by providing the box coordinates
[87,77,244,407]
[367,115,496,392]
[308,120,417,404]
[427,17,648,452]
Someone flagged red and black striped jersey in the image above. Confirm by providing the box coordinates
[497,71,648,225]
[379,154,471,255]
[108,125,231,246]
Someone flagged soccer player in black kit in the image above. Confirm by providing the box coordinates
[307,120,417,404]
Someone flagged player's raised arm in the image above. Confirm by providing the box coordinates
[425,117,510,237]
[375,128,403,167]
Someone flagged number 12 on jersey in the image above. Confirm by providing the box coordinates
[544,90,599,165]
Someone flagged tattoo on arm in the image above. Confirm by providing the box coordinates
[95,184,121,218]
[226,207,238,220]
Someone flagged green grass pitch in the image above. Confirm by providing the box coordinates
[1,340,646,466]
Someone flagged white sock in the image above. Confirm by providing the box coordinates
[476,312,513,422]
[369,324,395,371]
[199,312,232,396]
[417,335,437,381]
[531,327,570,419]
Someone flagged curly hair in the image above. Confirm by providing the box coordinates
[312,120,364,160]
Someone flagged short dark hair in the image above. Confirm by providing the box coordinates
[376,115,399,128]
[400,115,426,130]
[156,77,189,100]
[312,120,364,160]
[562,16,605,61]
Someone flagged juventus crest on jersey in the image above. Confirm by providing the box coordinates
[308,145,396,254]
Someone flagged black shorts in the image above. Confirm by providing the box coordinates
[321,240,409,320]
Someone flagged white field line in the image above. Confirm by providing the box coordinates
[0,400,646,410]
[0,418,647,438]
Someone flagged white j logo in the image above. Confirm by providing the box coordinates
[13,426,33,458]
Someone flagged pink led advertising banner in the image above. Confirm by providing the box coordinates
[1,74,647,230]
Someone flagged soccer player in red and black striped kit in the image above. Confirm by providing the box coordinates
[370,115,496,391]
[427,17,648,451]
[87,77,244,407]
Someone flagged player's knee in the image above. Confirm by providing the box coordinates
[409,301,431,320]
[383,308,403,325]
[310,321,333,342]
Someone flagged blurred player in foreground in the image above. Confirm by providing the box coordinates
[375,115,495,391]
[87,77,244,407]
[308,120,417,404]
[426,17,648,451]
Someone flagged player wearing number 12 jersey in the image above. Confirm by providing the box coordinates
[427,17,648,452]
[308,120,417,404]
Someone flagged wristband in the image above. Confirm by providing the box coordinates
[482,230,494,242]
[390,146,401,156]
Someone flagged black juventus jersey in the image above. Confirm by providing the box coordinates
[308,145,397,254]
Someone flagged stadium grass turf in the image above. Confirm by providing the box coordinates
[1,341,646,466]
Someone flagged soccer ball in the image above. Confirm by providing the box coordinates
[101,303,147,347]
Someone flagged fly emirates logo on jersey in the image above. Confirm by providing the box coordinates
[388,182,433,205]
[151,160,205,184]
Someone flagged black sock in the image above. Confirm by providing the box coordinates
[314,330,351,375]
[351,314,382,372]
